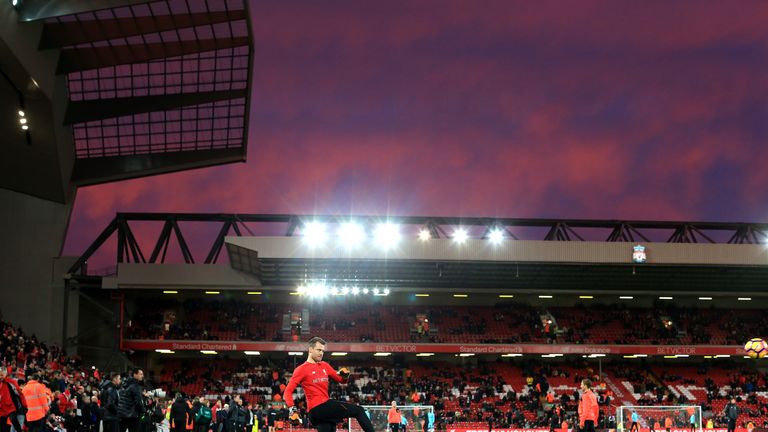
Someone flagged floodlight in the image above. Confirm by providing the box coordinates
[374,223,401,250]
[338,222,365,248]
[488,228,504,245]
[453,228,468,244]
[302,222,328,248]
[306,282,328,298]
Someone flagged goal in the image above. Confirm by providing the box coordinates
[617,406,702,432]
[348,405,435,432]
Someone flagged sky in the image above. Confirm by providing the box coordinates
[64,0,768,260]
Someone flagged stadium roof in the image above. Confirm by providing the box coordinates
[0,0,253,202]
[69,213,768,296]
[226,242,768,294]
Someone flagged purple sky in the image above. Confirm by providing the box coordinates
[64,0,768,260]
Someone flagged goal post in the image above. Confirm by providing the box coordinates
[349,405,435,432]
[617,406,702,432]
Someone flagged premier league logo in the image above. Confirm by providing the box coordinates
[632,245,647,263]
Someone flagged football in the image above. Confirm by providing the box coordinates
[744,338,768,358]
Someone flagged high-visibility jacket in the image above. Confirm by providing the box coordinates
[22,380,51,421]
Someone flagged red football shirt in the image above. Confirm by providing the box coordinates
[283,361,345,411]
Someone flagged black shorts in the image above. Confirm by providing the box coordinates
[308,400,374,432]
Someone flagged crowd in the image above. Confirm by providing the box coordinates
[4,317,768,432]
[0,319,286,432]
[1,319,115,432]
[123,300,768,348]
[152,355,768,431]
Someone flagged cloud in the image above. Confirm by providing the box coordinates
[65,0,768,262]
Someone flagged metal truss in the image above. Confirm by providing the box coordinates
[67,213,768,276]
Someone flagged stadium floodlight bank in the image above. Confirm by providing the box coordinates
[348,405,435,432]
[617,406,702,432]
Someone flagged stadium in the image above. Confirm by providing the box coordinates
[1,2,767,432]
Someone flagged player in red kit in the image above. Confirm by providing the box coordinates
[283,337,376,432]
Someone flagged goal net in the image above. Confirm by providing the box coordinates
[348,405,435,432]
[617,406,702,432]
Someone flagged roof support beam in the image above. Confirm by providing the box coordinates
[21,0,149,22]
[71,148,245,187]
[64,90,247,124]
[40,11,247,48]
[57,37,250,74]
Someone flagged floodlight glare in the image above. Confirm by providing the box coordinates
[299,282,328,298]
[362,288,369,294]
[488,228,504,245]
[453,228,468,244]
[374,223,401,250]
[341,286,350,295]
[319,285,329,297]
[338,222,366,248]
[302,222,328,248]
[383,288,390,296]
[351,286,360,295]
[418,229,431,241]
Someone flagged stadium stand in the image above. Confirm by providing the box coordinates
[151,356,768,429]
[123,300,766,346]
[4,315,768,432]
[1,319,111,431]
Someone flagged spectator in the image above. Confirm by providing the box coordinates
[0,366,25,432]
[170,393,192,432]
[194,398,212,432]
[724,398,739,432]
[22,373,50,432]
[227,395,248,432]
[117,368,146,432]
[100,373,121,432]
